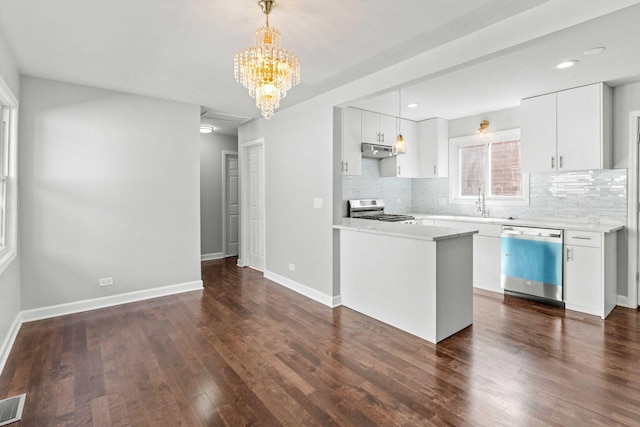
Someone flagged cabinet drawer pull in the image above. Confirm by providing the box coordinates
[572,236,592,240]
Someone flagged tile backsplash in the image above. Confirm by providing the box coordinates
[342,158,412,216]
[412,169,627,225]
[343,159,627,225]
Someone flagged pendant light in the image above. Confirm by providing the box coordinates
[393,90,407,154]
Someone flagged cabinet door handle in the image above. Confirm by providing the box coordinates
[397,166,401,176]
[559,156,564,168]
[381,133,385,142]
[341,161,344,172]
[566,247,572,262]
[345,161,349,173]
[434,165,437,175]
[551,156,555,169]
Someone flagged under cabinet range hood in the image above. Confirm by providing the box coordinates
[361,143,396,159]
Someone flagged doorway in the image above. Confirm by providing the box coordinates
[222,151,239,257]
[629,113,640,308]
[239,139,265,271]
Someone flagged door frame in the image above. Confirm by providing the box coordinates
[238,138,265,269]
[221,150,238,257]
[628,111,640,308]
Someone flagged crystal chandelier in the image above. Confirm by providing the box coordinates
[234,0,300,120]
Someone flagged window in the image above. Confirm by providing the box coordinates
[449,128,528,205]
[0,77,17,274]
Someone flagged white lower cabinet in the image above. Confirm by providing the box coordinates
[473,235,502,293]
[564,230,617,319]
[433,220,503,294]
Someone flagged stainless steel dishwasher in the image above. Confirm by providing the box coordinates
[500,226,564,304]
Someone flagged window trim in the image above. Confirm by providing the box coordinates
[0,76,18,275]
[448,128,529,206]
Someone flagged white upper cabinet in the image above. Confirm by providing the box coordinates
[521,93,557,173]
[361,110,397,145]
[417,118,449,178]
[521,82,612,173]
[557,83,611,171]
[341,107,362,176]
[379,114,397,146]
[380,119,418,178]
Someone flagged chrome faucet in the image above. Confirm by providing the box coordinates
[476,183,488,218]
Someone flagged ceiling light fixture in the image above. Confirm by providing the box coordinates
[477,120,489,136]
[407,103,419,108]
[556,60,579,69]
[584,47,606,56]
[200,124,215,134]
[234,0,300,120]
[393,90,407,155]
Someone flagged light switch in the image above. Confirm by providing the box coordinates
[313,198,322,208]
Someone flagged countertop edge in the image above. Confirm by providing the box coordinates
[407,214,624,233]
[333,222,479,241]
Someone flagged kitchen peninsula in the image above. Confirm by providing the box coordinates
[335,219,478,343]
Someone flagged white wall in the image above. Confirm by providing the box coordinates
[612,81,640,297]
[0,34,20,363]
[0,36,19,98]
[613,81,640,168]
[448,106,520,138]
[200,133,238,256]
[19,76,202,310]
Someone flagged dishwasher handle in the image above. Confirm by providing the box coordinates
[501,226,563,241]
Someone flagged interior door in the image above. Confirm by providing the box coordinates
[225,154,239,257]
[249,145,265,271]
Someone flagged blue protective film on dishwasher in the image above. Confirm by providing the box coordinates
[500,237,563,286]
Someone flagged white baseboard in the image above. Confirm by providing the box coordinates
[264,270,340,308]
[473,283,504,294]
[20,280,204,323]
[332,295,342,307]
[201,252,224,261]
[0,312,22,376]
[617,294,632,308]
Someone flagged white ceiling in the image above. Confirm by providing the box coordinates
[1,1,640,133]
[350,3,640,121]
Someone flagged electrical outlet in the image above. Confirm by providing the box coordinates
[439,197,447,206]
[99,277,114,287]
[289,263,295,271]
[313,198,322,208]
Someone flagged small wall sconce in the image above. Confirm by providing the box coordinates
[478,120,489,134]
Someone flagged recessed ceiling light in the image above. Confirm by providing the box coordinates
[584,47,606,56]
[556,60,579,69]
[200,125,215,133]
[407,103,419,108]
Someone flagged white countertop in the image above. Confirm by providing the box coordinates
[334,218,478,241]
[406,213,624,233]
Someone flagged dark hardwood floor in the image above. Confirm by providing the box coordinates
[2,257,640,425]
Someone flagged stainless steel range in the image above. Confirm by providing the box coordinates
[348,199,415,223]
